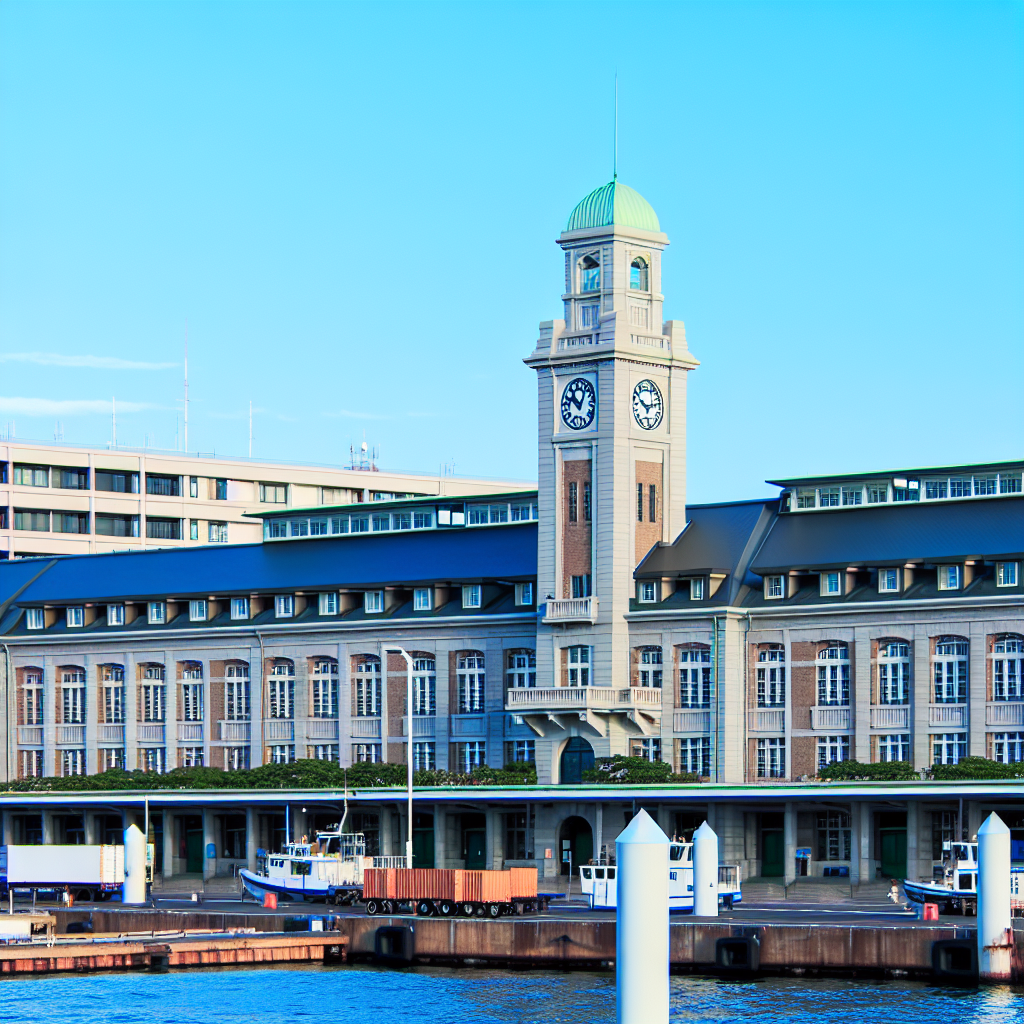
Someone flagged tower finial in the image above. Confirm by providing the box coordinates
[613,73,618,181]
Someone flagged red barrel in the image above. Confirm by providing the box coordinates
[923,903,939,921]
[263,892,278,910]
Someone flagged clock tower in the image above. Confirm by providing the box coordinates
[523,178,699,782]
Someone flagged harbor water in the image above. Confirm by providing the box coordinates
[0,964,1020,1023]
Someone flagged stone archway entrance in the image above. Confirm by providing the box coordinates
[559,736,595,784]
[558,815,593,875]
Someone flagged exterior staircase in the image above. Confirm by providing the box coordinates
[784,877,852,901]
[739,877,787,902]
[151,874,243,897]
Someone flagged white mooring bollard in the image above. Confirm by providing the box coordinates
[692,821,719,918]
[977,812,1012,983]
[616,808,670,1024]
[122,823,147,905]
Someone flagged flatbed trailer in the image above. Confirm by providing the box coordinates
[361,867,547,918]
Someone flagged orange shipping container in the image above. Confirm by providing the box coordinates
[362,868,397,899]
[509,866,538,899]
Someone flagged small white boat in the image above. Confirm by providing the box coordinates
[239,830,405,904]
[903,841,979,913]
[579,841,742,912]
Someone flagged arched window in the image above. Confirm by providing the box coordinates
[178,661,204,722]
[579,255,600,292]
[506,649,536,689]
[993,634,1023,701]
[630,257,649,291]
[678,645,711,707]
[353,656,381,716]
[99,664,125,724]
[637,646,662,688]
[20,667,43,726]
[457,652,485,712]
[225,661,251,721]
[310,657,338,719]
[269,658,295,719]
[757,645,785,708]
[877,640,910,705]
[934,637,968,704]
[140,664,166,723]
[59,667,86,724]
[816,644,850,706]
[412,655,436,715]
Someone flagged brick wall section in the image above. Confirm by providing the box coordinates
[634,460,663,565]
[790,641,817,730]
[561,459,592,598]
[790,735,816,778]
[386,652,406,764]
[209,660,226,726]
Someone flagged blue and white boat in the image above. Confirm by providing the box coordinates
[239,831,405,904]
[578,841,742,911]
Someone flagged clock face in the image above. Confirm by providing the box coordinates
[560,377,596,430]
[632,379,664,430]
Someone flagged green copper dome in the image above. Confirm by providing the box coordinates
[566,179,660,233]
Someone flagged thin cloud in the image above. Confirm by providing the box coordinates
[0,353,177,370]
[322,409,391,420]
[0,397,158,416]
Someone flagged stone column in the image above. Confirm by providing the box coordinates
[202,807,216,882]
[42,810,55,845]
[83,811,98,845]
[858,802,872,883]
[906,799,919,884]
[433,807,446,869]
[162,813,175,879]
[1,809,12,846]
[849,802,860,884]
[783,802,797,886]
[245,807,258,872]
[486,808,499,869]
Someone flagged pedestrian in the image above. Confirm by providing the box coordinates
[888,879,901,904]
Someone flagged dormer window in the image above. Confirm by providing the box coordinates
[820,571,842,597]
[938,565,961,591]
[148,601,166,624]
[579,255,600,292]
[189,599,207,622]
[639,581,657,603]
[765,575,784,600]
[26,608,44,630]
[275,595,294,619]
[879,568,900,593]
[689,579,704,601]
[630,257,649,290]
[107,604,125,627]
[230,597,249,620]
[66,606,84,628]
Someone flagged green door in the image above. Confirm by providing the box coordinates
[761,830,784,877]
[186,831,204,874]
[465,830,486,869]
[573,829,593,867]
[880,830,907,879]
[412,826,435,868]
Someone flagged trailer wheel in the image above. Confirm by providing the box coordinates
[382,900,395,915]
[473,903,486,918]
[74,888,94,903]
[437,900,455,917]
[416,900,434,917]
[459,902,475,917]
[365,899,380,916]
[486,903,502,919]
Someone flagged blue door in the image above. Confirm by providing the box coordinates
[559,737,595,784]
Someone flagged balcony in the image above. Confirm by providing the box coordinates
[220,720,251,742]
[56,725,85,745]
[98,724,125,745]
[266,720,294,741]
[308,719,339,740]
[17,726,43,746]
[747,709,785,733]
[810,706,851,731]
[987,703,1024,727]
[673,710,711,734]
[351,718,381,739]
[504,686,661,735]
[178,723,203,742]
[401,716,437,738]
[870,706,909,730]
[138,724,165,743]
[929,704,967,729]
[542,596,598,624]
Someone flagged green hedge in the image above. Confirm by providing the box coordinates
[816,759,919,781]
[930,757,1024,781]
[583,755,700,785]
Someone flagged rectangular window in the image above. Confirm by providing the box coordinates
[214,478,227,501]
[318,592,338,615]
[259,483,288,503]
[932,732,967,765]
[567,646,590,687]
[993,638,1023,701]
[678,648,712,708]
[14,510,49,531]
[189,476,199,499]
[99,748,125,771]
[938,565,961,591]
[13,465,49,487]
[816,811,852,860]
[61,750,86,777]
[925,479,948,500]
[308,744,339,762]
[21,750,44,778]
[274,595,294,618]
[351,515,369,533]
[508,739,536,763]
[146,474,181,497]
[462,585,482,609]
[412,741,436,771]
[568,482,578,523]
[765,575,784,599]
[23,673,43,724]
[756,738,786,778]
[637,483,644,522]
[180,747,204,768]
[510,503,535,522]
[877,733,911,762]
[515,583,533,606]
[1000,474,1022,494]
[189,599,207,622]
[189,519,200,541]
[225,747,250,770]
[95,513,138,537]
[230,597,249,620]
[392,512,411,530]
[879,568,900,593]
[974,475,997,495]
[61,669,86,723]
[66,606,84,627]
[364,591,383,613]
[26,608,44,630]
[817,735,850,771]
[689,578,704,601]
[818,487,840,507]
[270,744,295,764]
[796,489,816,509]
[371,513,390,531]
[413,510,433,529]
[147,517,182,540]
[353,743,383,763]
[639,581,656,603]
[821,571,841,596]
[878,645,911,704]
[290,519,309,537]
[52,511,90,534]
[997,562,1019,587]
[948,477,971,498]
[993,732,1024,764]
[225,666,251,721]
[106,604,125,627]
[866,483,888,504]
[649,484,657,522]
[456,741,486,773]
[571,574,592,599]
[677,737,711,777]
[208,522,228,543]
[56,467,88,489]
[631,738,662,763]
[413,587,433,611]
[181,682,204,722]
[583,482,592,522]
[268,673,295,719]
[841,486,862,506]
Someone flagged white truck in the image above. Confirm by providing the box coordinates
[0,844,153,902]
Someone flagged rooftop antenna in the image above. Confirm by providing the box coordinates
[613,73,618,181]
[183,322,189,453]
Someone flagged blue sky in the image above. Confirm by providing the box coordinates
[1,1,1021,502]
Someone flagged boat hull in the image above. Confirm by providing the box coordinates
[239,868,351,902]
[902,878,971,911]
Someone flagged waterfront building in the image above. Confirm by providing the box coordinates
[0,180,1021,888]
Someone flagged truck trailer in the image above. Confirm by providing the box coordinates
[0,844,152,902]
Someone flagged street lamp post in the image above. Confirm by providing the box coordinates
[384,646,414,868]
